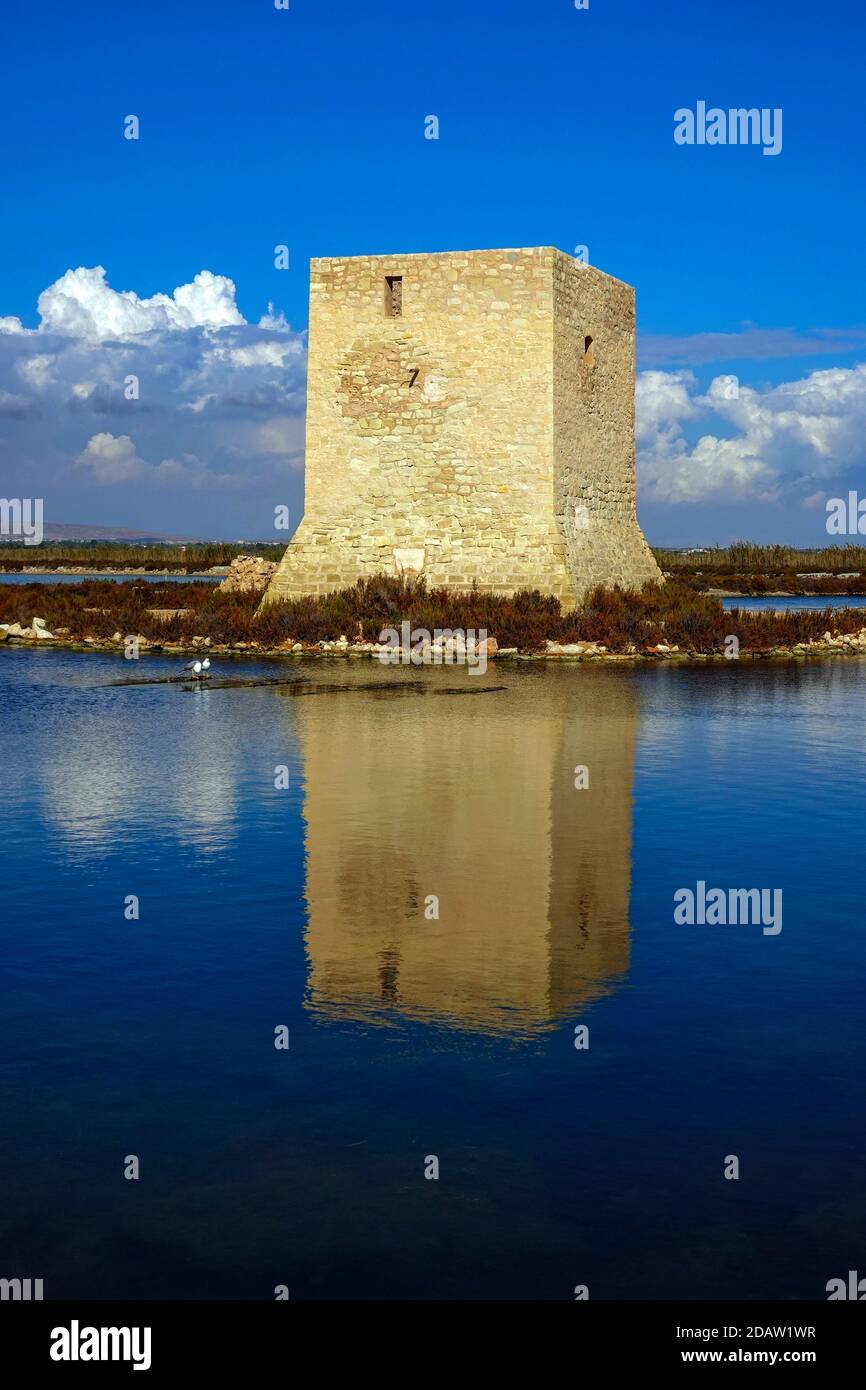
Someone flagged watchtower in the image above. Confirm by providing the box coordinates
[261,247,660,609]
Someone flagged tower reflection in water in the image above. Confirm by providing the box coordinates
[285,666,638,1036]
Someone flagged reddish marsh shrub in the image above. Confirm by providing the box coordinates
[2,575,866,654]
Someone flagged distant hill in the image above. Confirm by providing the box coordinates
[0,522,201,543]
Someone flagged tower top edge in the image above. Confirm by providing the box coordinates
[308,248,633,290]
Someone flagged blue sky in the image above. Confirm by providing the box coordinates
[1,0,864,543]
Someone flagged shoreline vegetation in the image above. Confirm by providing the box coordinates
[0,540,280,573]
[4,539,866,595]
[4,573,866,663]
[0,533,279,572]
[656,541,866,597]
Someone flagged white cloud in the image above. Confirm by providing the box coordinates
[258,302,290,332]
[0,265,307,523]
[17,354,55,388]
[76,432,145,484]
[74,433,250,490]
[182,392,218,415]
[221,340,301,369]
[37,266,244,341]
[637,363,866,503]
[636,369,697,439]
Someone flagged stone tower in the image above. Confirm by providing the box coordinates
[261,247,660,610]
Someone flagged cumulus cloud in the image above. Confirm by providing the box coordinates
[220,340,298,369]
[637,369,697,437]
[75,432,145,484]
[18,354,55,388]
[637,363,866,503]
[0,265,307,529]
[36,266,244,341]
[74,432,250,490]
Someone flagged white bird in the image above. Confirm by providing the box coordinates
[184,659,204,679]
[201,657,211,673]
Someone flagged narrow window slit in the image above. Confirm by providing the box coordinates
[385,275,403,317]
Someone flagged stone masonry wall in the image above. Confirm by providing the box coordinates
[552,252,662,596]
[262,247,660,610]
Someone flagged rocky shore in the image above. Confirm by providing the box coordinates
[5,616,866,663]
[216,555,276,592]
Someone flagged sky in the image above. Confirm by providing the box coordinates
[0,0,864,545]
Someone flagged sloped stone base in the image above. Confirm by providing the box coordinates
[259,512,661,613]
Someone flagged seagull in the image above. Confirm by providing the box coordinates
[201,657,211,674]
[184,659,204,679]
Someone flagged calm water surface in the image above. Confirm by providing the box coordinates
[1,647,864,1300]
[721,594,866,612]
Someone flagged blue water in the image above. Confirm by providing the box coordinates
[2,646,865,1301]
[0,572,219,584]
[721,594,866,612]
